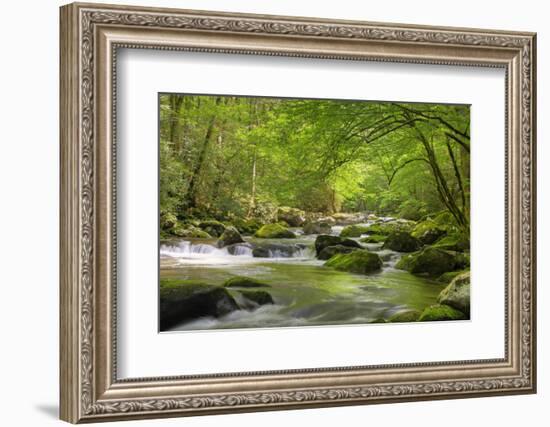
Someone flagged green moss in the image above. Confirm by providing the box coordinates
[339,224,370,238]
[239,290,274,305]
[382,231,421,252]
[433,211,456,227]
[172,225,211,238]
[314,235,362,255]
[437,269,469,283]
[419,304,467,321]
[388,310,422,323]
[254,223,296,238]
[365,220,414,236]
[160,279,217,300]
[223,276,271,288]
[325,250,382,274]
[198,220,226,237]
[412,219,441,238]
[432,232,470,252]
[303,221,332,235]
[217,226,244,247]
[438,272,470,316]
[359,234,387,243]
[232,218,262,235]
[395,247,462,277]
[159,279,240,330]
[317,245,359,260]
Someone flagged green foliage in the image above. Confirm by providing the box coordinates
[159,94,470,235]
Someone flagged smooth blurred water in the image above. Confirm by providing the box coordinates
[160,233,444,331]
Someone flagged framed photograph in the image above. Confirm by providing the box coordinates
[60,2,537,423]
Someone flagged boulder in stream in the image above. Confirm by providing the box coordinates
[314,235,362,255]
[432,232,470,252]
[254,223,296,239]
[360,234,387,244]
[388,309,422,323]
[277,207,306,227]
[339,224,371,238]
[437,271,470,316]
[217,226,244,248]
[318,244,359,260]
[324,250,382,274]
[382,231,422,252]
[160,280,240,330]
[239,290,274,306]
[419,304,467,321]
[223,276,271,288]
[396,247,467,277]
[172,225,211,238]
[302,220,332,235]
[198,220,226,237]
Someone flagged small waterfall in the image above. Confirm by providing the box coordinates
[227,243,253,256]
[160,240,315,264]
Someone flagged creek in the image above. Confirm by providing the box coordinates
[160,225,445,331]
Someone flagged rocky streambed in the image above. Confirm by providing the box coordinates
[160,213,470,331]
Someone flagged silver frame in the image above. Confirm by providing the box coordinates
[60,2,536,423]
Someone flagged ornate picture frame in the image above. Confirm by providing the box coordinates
[60,2,536,423]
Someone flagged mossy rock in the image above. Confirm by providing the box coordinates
[302,220,332,235]
[217,226,244,248]
[254,223,296,239]
[359,234,387,244]
[369,318,387,324]
[198,220,226,237]
[437,269,469,283]
[432,232,470,252]
[325,250,382,274]
[239,290,274,306]
[160,212,178,231]
[232,218,262,235]
[382,231,422,252]
[396,247,464,277]
[314,235,362,255]
[388,310,422,323]
[419,304,467,321]
[223,276,271,288]
[365,221,414,236]
[318,244,360,261]
[339,224,370,238]
[438,272,470,316]
[277,206,306,227]
[159,280,239,330]
[172,225,211,238]
[411,219,447,245]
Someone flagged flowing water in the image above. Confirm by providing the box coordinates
[160,225,445,331]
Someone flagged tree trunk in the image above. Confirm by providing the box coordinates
[186,97,221,208]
